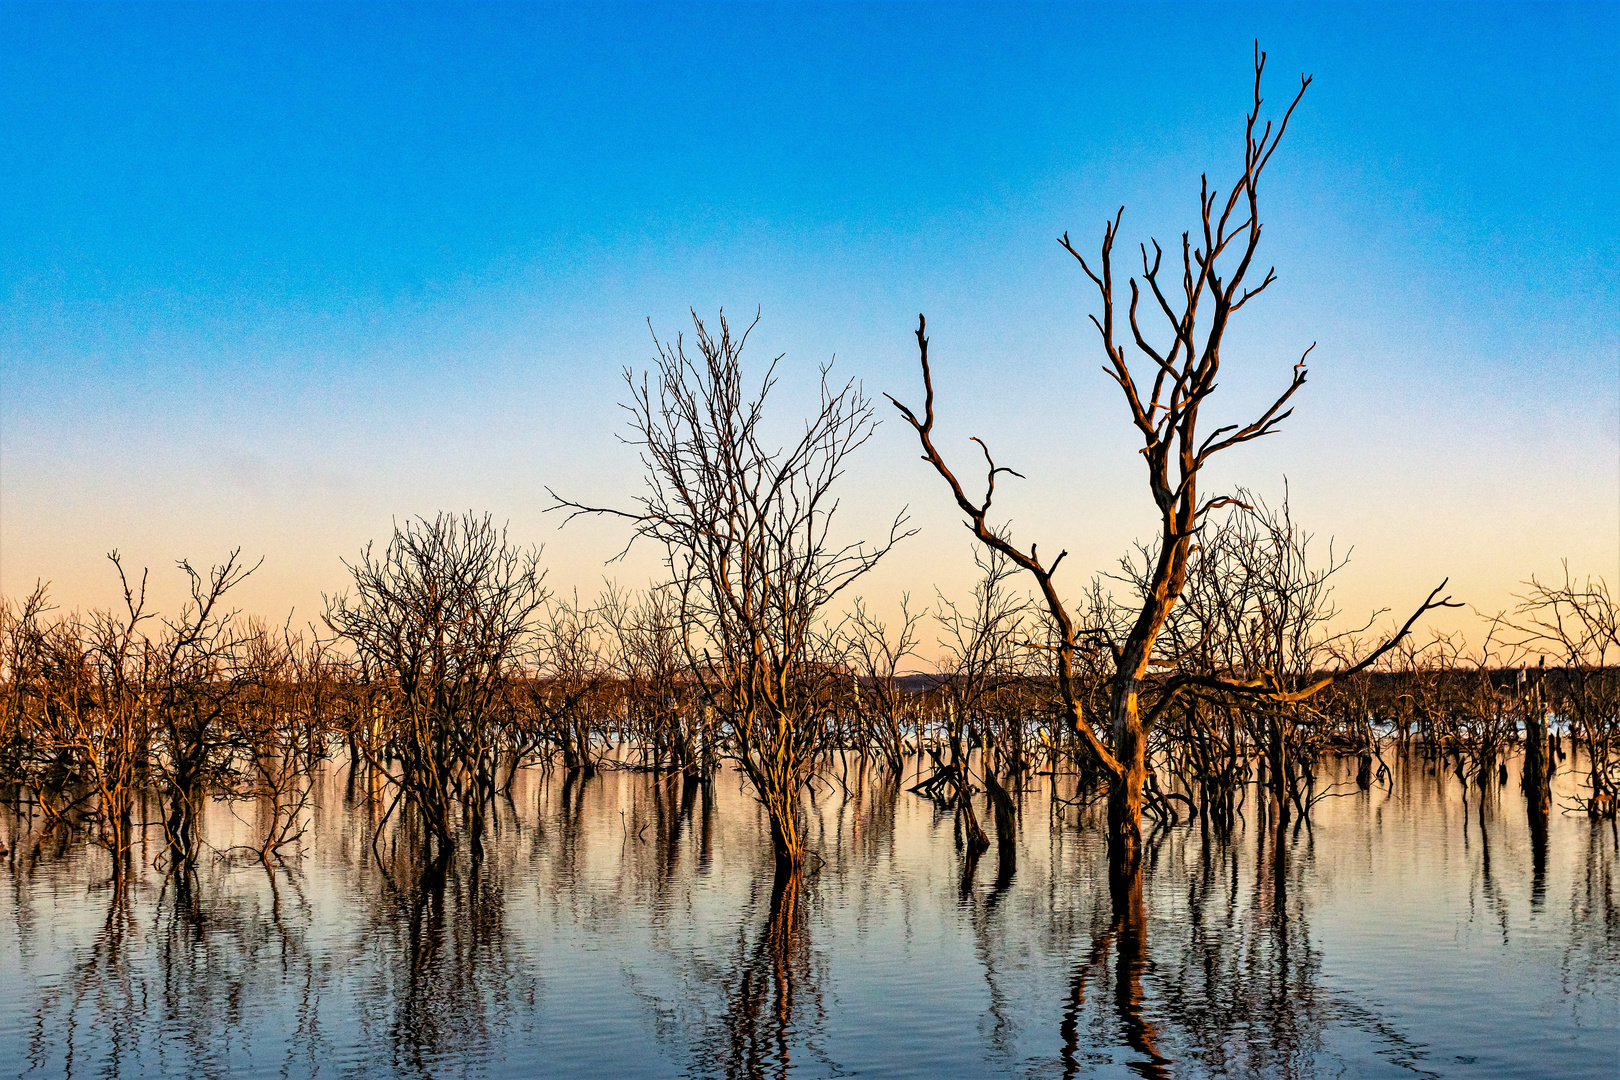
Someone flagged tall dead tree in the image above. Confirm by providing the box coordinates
[1520,656,1553,827]
[555,310,908,878]
[893,46,1455,883]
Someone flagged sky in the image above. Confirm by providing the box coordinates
[2,1,1616,660]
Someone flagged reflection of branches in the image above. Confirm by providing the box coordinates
[963,860,1016,1063]
[1050,810,1454,1080]
[361,854,531,1075]
[679,869,836,1080]
[1560,822,1619,1005]
[27,890,143,1078]
[22,860,333,1080]
[1059,909,1118,1077]
[7,745,1613,1079]
[1156,824,1441,1080]
[1057,865,1170,1078]
[722,872,814,1078]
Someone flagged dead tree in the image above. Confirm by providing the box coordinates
[523,592,612,775]
[1520,656,1554,827]
[892,46,1454,882]
[1168,492,1390,825]
[146,549,261,875]
[554,310,909,878]
[3,577,151,890]
[229,619,335,866]
[1509,567,1619,817]
[920,545,1028,854]
[605,584,712,779]
[326,513,548,866]
[842,595,925,780]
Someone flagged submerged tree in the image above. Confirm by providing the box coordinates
[842,594,925,779]
[326,513,548,865]
[555,310,909,878]
[923,545,1029,856]
[4,552,264,891]
[4,575,152,891]
[1510,568,1619,818]
[892,46,1454,885]
[146,549,262,876]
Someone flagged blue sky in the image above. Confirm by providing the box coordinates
[2,1,1616,646]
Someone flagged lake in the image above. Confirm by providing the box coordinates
[2,752,1615,1078]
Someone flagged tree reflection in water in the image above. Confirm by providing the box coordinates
[24,862,331,1080]
[703,869,821,1079]
[1056,805,1452,1080]
[25,891,144,1078]
[1057,859,1169,1079]
[365,850,531,1075]
[3,755,1614,1079]
[1150,816,1328,1079]
[678,784,840,1079]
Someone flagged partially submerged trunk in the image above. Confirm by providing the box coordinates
[1522,704,1552,828]
[1105,686,1148,878]
[1267,715,1292,829]
[767,808,805,875]
[983,755,1018,859]
[952,730,990,854]
[983,749,1019,897]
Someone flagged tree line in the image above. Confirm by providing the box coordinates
[2,510,1613,891]
[3,46,1615,906]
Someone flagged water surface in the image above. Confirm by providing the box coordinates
[2,755,1615,1078]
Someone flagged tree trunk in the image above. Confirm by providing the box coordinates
[1522,702,1551,828]
[1268,715,1292,828]
[948,722,989,852]
[1106,687,1147,878]
[984,756,1018,858]
[768,809,804,875]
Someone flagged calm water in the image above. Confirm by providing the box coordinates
[2,754,1615,1079]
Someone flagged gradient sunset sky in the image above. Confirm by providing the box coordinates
[2,1,1615,654]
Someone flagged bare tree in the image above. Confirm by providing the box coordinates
[3,580,151,890]
[607,584,712,779]
[843,595,925,779]
[1509,567,1619,817]
[146,549,262,876]
[554,310,909,878]
[1169,491,1386,824]
[3,551,261,890]
[326,513,548,866]
[892,46,1455,882]
[916,545,1028,854]
[522,591,612,775]
[229,618,337,867]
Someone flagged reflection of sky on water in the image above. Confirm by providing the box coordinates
[1,755,1614,1079]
